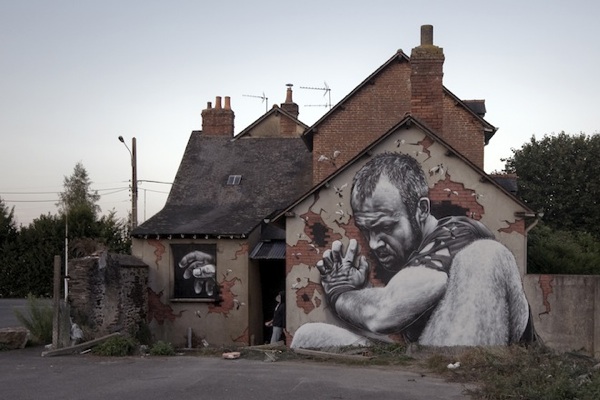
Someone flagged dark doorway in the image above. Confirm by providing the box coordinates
[259,259,285,344]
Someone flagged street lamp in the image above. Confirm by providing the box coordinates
[118,135,138,230]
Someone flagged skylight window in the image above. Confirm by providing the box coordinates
[227,175,242,185]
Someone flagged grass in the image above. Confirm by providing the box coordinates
[189,343,600,399]
[58,330,600,399]
[92,335,138,356]
[13,294,53,345]
[418,344,600,399]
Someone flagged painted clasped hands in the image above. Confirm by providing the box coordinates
[316,239,370,309]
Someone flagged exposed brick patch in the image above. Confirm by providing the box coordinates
[208,277,241,316]
[233,242,249,260]
[430,175,485,220]
[538,275,554,315]
[231,326,250,345]
[148,288,184,325]
[295,280,324,314]
[417,135,434,160]
[147,239,166,267]
[498,219,525,236]
[286,210,343,274]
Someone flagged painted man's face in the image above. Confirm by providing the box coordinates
[353,175,421,271]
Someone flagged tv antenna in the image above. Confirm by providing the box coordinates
[300,82,332,109]
[242,93,269,112]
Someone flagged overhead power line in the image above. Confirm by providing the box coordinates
[4,199,58,203]
[0,186,129,195]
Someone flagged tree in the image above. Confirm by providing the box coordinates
[503,132,600,274]
[503,132,600,237]
[527,223,600,274]
[57,161,101,219]
[0,164,131,297]
[0,197,18,247]
[0,214,63,297]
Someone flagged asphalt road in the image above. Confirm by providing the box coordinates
[0,346,471,400]
[1,300,471,399]
[0,298,29,328]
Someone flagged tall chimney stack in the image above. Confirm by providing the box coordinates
[280,83,299,119]
[201,95,235,137]
[410,24,445,134]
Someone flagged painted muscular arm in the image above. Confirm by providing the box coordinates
[334,267,448,334]
[317,239,447,334]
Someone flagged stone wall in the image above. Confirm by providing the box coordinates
[68,252,148,338]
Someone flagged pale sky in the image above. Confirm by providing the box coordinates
[1,0,599,227]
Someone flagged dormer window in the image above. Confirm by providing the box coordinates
[227,175,242,185]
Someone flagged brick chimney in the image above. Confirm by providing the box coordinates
[278,83,301,137]
[201,96,235,136]
[410,25,445,134]
[280,83,299,119]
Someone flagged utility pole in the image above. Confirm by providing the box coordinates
[131,137,138,230]
[119,136,138,231]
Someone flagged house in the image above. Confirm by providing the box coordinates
[132,91,313,346]
[131,25,536,348]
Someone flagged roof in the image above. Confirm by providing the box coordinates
[274,114,533,222]
[249,241,286,259]
[236,106,308,139]
[132,135,312,237]
[302,50,497,150]
[491,174,518,196]
[463,100,487,117]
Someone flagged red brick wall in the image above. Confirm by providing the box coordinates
[410,46,444,134]
[312,59,412,184]
[311,51,488,183]
[443,96,485,169]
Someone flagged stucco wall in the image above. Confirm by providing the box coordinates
[132,237,256,347]
[524,274,600,358]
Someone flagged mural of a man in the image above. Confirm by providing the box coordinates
[291,152,530,348]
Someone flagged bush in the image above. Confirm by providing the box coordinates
[132,321,152,346]
[92,335,137,356]
[527,224,600,274]
[149,340,175,356]
[13,294,53,345]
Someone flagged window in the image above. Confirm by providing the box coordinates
[227,175,242,185]
[172,244,218,301]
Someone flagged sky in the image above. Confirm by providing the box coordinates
[1,0,599,227]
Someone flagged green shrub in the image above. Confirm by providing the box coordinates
[132,321,152,346]
[13,294,53,345]
[149,340,175,356]
[528,224,600,274]
[92,335,137,356]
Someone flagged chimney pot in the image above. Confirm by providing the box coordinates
[224,96,231,110]
[207,101,212,109]
[215,96,222,110]
[285,83,293,103]
[421,25,434,46]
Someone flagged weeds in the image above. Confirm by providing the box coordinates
[422,345,600,400]
[149,341,175,356]
[92,335,137,356]
[13,294,52,345]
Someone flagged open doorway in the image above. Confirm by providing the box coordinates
[259,259,285,344]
